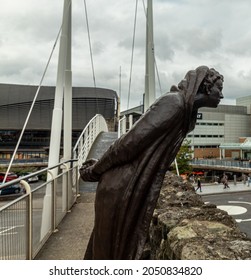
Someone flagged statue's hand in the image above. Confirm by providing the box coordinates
[79,158,100,182]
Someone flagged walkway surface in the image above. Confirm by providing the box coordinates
[34,190,95,260]
[34,180,251,260]
[197,181,251,196]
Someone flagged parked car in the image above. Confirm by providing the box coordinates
[0,172,18,182]
[0,184,22,196]
[21,172,39,183]
[27,174,39,183]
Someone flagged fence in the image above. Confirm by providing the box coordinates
[0,160,78,260]
[73,114,108,179]
[191,159,251,169]
[0,113,109,259]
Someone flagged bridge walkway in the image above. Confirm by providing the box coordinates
[34,132,118,260]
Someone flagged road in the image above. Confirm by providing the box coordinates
[0,181,42,208]
[202,192,251,238]
[0,180,65,258]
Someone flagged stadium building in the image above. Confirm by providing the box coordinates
[0,83,118,160]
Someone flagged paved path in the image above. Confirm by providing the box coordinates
[34,191,95,260]
[196,181,251,196]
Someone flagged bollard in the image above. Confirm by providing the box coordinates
[234,174,237,185]
[243,173,246,185]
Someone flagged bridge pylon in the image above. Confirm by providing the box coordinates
[41,0,72,241]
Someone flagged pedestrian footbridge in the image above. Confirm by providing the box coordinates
[191,159,251,174]
[0,114,118,260]
[0,0,133,260]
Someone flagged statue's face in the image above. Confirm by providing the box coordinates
[206,79,224,108]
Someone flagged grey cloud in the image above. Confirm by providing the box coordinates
[154,36,175,61]
[176,28,223,57]
[2,0,251,110]
[225,36,251,56]
[92,41,106,56]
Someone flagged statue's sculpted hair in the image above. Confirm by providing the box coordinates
[198,68,224,95]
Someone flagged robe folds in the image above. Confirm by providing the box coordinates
[82,66,210,259]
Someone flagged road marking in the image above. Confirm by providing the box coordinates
[204,201,251,223]
[0,232,19,236]
[0,225,24,235]
[229,201,251,206]
[217,205,247,215]
[235,218,251,223]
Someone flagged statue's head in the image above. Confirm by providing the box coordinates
[197,67,224,96]
[176,66,224,109]
[196,67,224,108]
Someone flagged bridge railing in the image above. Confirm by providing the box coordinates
[73,114,108,178]
[0,114,108,259]
[118,115,127,138]
[191,159,251,169]
[0,159,78,260]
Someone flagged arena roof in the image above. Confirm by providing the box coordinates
[0,83,118,106]
[0,83,118,130]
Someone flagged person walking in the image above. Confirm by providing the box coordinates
[222,173,230,189]
[196,177,202,192]
[247,175,250,187]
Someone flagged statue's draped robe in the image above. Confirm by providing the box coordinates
[82,68,209,259]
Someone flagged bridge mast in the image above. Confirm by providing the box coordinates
[41,0,72,239]
[48,0,72,172]
[63,2,72,164]
[144,0,156,112]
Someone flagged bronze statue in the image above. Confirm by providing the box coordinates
[80,65,224,259]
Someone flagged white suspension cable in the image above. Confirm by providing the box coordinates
[83,0,96,88]
[127,0,138,110]
[2,26,62,184]
[82,0,99,114]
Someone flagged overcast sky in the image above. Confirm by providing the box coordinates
[1,0,251,111]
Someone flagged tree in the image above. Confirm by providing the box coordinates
[174,139,193,175]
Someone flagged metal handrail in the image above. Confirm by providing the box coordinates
[118,115,127,138]
[73,114,108,152]
[191,159,251,169]
[0,159,78,260]
[73,114,108,170]
[0,114,109,260]
[0,159,77,189]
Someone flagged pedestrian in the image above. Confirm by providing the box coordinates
[247,175,250,187]
[190,174,195,184]
[195,177,202,192]
[80,66,224,260]
[222,173,230,189]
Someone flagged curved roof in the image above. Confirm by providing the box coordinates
[0,83,118,106]
[0,83,118,130]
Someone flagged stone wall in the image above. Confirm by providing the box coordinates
[144,172,251,260]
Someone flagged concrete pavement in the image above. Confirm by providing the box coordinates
[34,191,95,260]
[196,181,251,195]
